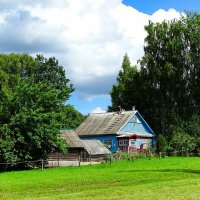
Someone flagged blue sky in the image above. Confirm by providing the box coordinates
[123,0,200,14]
[0,0,199,115]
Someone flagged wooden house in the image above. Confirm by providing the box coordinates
[48,130,110,167]
[76,110,156,153]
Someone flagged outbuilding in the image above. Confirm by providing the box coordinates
[48,129,110,167]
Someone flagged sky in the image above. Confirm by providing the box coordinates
[0,0,199,115]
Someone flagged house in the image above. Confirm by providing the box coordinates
[48,129,110,167]
[76,110,156,153]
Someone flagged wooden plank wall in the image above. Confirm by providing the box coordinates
[48,148,106,164]
[48,148,81,161]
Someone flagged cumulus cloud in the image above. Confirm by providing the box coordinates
[0,0,181,101]
[91,106,106,113]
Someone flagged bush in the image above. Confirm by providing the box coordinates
[171,128,196,156]
[156,135,168,154]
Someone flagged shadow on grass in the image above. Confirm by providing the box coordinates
[116,169,200,174]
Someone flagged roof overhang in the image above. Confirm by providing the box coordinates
[117,133,155,139]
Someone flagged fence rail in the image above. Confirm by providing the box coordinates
[0,159,45,170]
[0,160,42,165]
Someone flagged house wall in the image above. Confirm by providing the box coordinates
[118,138,153,153]
[80,135,117,153]
[120,112,155,136]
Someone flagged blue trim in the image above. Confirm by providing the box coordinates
[135,112,155,135]
[80,135,117,153]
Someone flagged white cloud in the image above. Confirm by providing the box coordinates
[91,106,106,113]
[151,8,182,23]
[0,0,181,100]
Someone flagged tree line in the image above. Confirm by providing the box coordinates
[0,54,84,170]
[109,13,200,156]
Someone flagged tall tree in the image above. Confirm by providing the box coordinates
[109,53,138,111]
[139,13,200,136]
[109,13,200,138]
[0,53,83,169]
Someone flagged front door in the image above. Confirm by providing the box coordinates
[118,138,129,152]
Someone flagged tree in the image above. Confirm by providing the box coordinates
[109,53,138,111]
[156,135,168,154]
[0,53,83,169]
[170,115,200,156]
[171,128,196,156]
[109,13,200,138]
[140,13,200,136]
[34,55,74,100]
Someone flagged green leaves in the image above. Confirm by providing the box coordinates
[0,53,83,170]
[171,128,196,156]
[109,13,200,152]
[109,53,138,111]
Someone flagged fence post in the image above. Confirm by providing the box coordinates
[159,152,161,159]
[78,155,80,167]
[181,146,183,156]
[41,159,44,170]
[57,153,60,167]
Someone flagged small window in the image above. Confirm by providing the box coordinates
[103,139,113,148]
[130,139,136,147]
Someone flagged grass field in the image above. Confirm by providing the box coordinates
[0,157,200,200]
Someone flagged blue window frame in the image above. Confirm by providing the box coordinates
[103,139,113,148]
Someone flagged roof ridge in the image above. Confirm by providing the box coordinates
[90,110,137,115]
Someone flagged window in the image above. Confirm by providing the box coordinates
[103,139,112,148]
[118,139,128,146]
[130,139,136,147]
[133,116,137,123]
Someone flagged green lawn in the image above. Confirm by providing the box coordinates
[0,157,200,200]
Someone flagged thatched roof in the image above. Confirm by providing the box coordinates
[76,111,136,136]
[82,140,111,155]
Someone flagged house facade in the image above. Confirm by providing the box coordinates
[76,110,156,153]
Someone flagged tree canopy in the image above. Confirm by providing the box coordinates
[109,53,138,111]
[0,53,84,169]
[109,13,200,154]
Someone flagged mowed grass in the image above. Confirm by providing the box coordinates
[0,157,200,200]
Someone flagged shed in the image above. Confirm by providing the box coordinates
[48,130,85,167]
[48,129,110,167]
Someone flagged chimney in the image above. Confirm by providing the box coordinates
[132,106,135,111]
[118,106,122,113]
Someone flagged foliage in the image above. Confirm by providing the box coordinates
[0,53,83,169]
[112,152,153,161]
[139,13,200,136]
[0,157,200,199]
[109,53,138,111]
[156,135,168,154]
[109,13,200,140]
[171,128,196,156]
[59,105,85,129]
[170,115,200,156]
